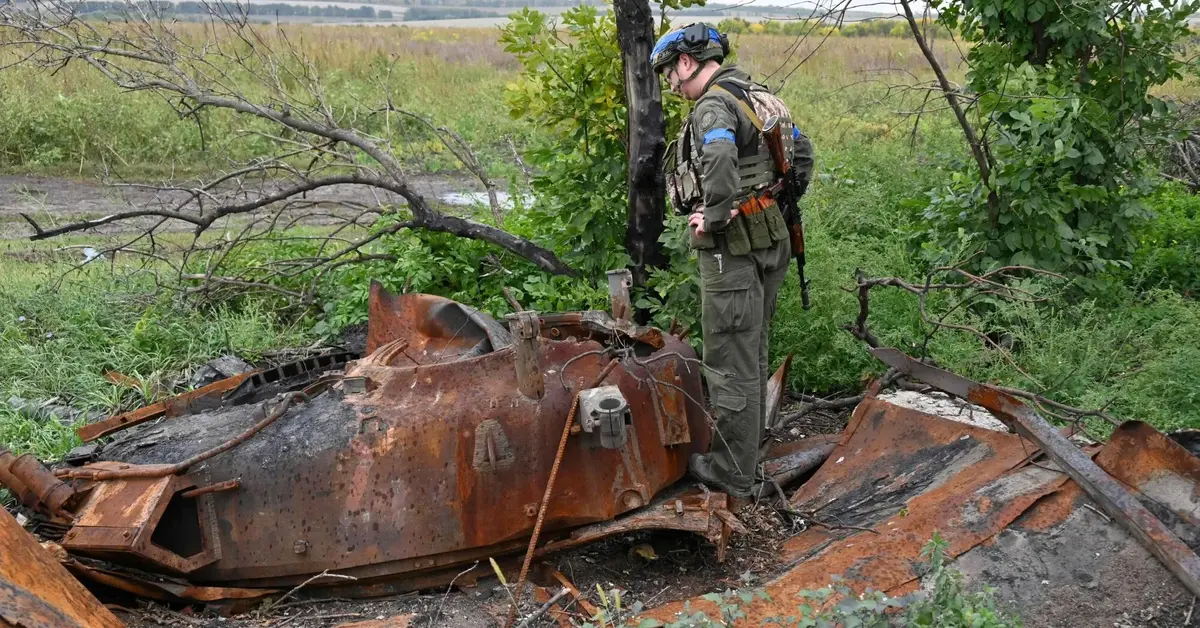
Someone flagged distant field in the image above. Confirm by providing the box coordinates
[0,24,963,179]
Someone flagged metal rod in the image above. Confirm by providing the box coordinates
[505,358,620,628]
[181,479,241,499]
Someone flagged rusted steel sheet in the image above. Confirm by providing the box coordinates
[606,269,633,322]
[507,310,546,399]
[648,360,692,446]
[644,396,1059,625]
[54,286,713,593]
[365,280,512,360]
[0,508,124,628]
[873,347,1200,599]
[537,311,665,349]
[78,370,259,442]
[63,560,277,604]
[61,470,220,575]
[1014,421,1200,536]
[0,450,74,518]
[1097,421,1200,524]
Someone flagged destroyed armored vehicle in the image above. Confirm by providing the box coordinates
[0,281,748,600]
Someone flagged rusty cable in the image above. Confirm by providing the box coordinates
[57,393,306,481]
[505,357,620,628]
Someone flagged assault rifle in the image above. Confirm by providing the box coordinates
[762,116,811,309]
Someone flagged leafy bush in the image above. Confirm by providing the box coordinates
[1130,183,1200,296]
[915,0,1197,289]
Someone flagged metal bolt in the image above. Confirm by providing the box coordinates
[623,491,644,509]
[524,503,537,518]
[674,500,684,516]
[293,540,308,555]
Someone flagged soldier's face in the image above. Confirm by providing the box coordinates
[664,56,699,99]
[664,60,684,95]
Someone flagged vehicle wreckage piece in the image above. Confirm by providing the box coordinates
[644,353,1200,625]
[8,283,739,599]
[0,508,123,628]
[0,449,76,519]
[872,347,1200,599]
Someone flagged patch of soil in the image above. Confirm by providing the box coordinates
[544,497,797,613]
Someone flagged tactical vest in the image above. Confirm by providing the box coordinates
[665,76,796,254]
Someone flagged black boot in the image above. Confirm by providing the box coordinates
[689,453,752,498]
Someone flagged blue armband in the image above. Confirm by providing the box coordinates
[703,129,735,145]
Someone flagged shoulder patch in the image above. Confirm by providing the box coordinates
[698,110,718,132]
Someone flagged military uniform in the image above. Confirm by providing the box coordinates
[665,65,814,495]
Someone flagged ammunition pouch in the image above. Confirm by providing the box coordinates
[689,195,787,254]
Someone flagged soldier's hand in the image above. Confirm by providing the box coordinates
[688,208,740,237]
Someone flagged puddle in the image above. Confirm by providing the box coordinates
[437,191,531,209]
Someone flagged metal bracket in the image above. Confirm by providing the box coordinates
[506,311,544,399]
[606,269,633,322]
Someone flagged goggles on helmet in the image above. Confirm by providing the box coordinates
[651,23,728,74]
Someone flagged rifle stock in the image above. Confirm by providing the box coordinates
[763,118,812,309]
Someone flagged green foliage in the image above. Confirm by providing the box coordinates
[317,208,610,334]
[902,532,1020,627]
[916,0,1198,288]
[501,6,662,278]
[1129,182,1200,296]
[500,6,630,278]
[0,258,310,459]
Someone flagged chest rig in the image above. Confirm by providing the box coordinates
[665,77,796,253]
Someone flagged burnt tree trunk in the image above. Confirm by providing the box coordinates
[614,0,668,292]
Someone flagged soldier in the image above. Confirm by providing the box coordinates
[652,23,814,497]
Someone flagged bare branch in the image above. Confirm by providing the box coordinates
[0,0,578,305]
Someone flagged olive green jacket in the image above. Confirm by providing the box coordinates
[686,65,815,233]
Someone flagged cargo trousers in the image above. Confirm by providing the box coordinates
[696,234,791,491]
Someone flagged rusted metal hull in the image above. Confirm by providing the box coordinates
[20,286,718,596]
[77,370,260,443]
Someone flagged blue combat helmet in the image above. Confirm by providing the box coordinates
[650,22,730,74]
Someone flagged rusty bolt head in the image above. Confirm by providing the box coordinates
[623,491,644,509]
[293,540,309,555]
[121,531,131,539]
[524,503,537,518]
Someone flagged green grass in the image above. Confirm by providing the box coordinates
[0,250,313,459]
